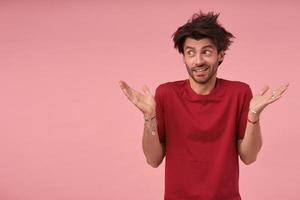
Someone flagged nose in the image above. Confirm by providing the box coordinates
[194,53,204,66]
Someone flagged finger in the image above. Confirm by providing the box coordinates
[119,80,130,91]
[258,85,269,96]
[268,84,288,102]
[119,80,136,102]
[144,85,153,96]
[268,94,282,103]
[119,80,137,96]
[123,88,130,98]
[275,83,289,96]
[120,86,130,98]
[119,81,129,95]
[142,85,148,95]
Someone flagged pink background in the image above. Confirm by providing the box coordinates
[0,0,299,199]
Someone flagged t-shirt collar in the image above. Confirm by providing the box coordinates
[184,77,222,102]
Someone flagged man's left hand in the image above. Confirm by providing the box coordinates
[249,83,289,115]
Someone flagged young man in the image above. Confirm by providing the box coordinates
[119,11,288,200]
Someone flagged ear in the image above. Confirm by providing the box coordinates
[218,51,225,62]
[182,54,186,63]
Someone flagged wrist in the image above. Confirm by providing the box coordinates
[144,111,156,120]
[248,111,259,120]
[144,115,156,123]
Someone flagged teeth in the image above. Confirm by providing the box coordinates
[195,67,208,72]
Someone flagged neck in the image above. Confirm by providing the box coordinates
[189,76,217,95]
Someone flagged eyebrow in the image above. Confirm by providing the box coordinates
[184,45,214,50]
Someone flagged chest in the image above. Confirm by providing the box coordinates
[163,93,240,142]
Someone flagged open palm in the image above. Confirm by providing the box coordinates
[250,83,289,114]
[119,80,156,115]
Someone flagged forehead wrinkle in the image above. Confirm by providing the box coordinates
[184,44,214,51]
[184,37,217,50]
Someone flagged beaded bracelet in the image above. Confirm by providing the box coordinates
[144,115,156,122]
[247,118,259,124]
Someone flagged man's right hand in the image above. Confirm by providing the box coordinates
[119,80,156,118]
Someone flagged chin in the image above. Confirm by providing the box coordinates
[192,76,210,84]
[197,80,210,84]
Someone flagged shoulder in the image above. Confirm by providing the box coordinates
[220,78,252,100]
[155,80,186,95]
[220,78,251,93]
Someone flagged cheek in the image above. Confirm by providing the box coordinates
[184,57,195,66]
[207,56,219,65]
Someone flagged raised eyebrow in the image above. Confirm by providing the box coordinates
[202,45,214,50]
[184,45,214,51]
[184,46,195,50]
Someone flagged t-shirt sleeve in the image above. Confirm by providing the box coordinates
[154,85,166,143]
[237,85,253,140]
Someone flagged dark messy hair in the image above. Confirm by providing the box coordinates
[172,11,235,55]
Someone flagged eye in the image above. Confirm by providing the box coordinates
[187,50,195,56]
[203,49,212,56]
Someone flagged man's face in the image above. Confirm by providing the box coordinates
[183,37,224,85]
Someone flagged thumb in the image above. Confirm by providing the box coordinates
[258,85,269,96]
[144,85,153,96]
[142,85,148,95]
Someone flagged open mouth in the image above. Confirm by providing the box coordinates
[193,66,209,76]
[194,67,209,72]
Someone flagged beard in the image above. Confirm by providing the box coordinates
[186,61,219,84]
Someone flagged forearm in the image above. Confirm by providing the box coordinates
[238,111,263,164]
[142,115,165,168]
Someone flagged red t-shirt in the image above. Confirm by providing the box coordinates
[154,78,252,200]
